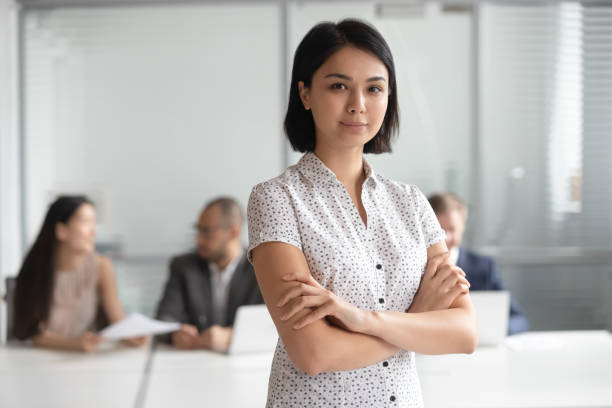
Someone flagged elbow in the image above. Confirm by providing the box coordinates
[286,345,326,376]
[460,321,478,354]
[461,330,478,354]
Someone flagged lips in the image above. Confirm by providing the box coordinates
[340,121,367,128]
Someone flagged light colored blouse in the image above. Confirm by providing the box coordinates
[46,252,100,338]
[247,152,445,408]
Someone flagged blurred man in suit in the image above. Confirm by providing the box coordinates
[156,197,263,351]
[410,192,529,335]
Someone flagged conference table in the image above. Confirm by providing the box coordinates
[0,343,149,408]
[1,331,611,407]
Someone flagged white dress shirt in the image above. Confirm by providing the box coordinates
[208,250,242,326]
[449,246,460,265]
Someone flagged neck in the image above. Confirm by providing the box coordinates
[55,245,89,272]
[313,144,365,188]
[214,240,241,270]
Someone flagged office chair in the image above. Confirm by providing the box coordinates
[3,277,16,342]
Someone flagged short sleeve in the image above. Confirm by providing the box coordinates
[411,185,446,248]
[247,181,303,263]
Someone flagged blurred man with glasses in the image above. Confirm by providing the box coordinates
[156,197,262,351]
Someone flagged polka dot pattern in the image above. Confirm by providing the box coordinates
[247,152,446,407]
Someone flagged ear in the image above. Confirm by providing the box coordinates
[55,222,67,242]
[298,81,311,110]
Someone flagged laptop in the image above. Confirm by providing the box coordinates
[227,304,278,355]
[470,291,510,346]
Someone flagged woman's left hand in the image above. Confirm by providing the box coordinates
[122,335,150,348]
[278,273,368,332]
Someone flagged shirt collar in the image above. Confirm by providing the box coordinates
[208,249,243,279]
[296,152,379,188]
[449,246,460,265]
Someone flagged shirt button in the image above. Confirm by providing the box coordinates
[390,396,396,402]
[379,298,385,304]
[376,264,382,270]
[382,361,389,367]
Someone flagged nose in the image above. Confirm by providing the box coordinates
[347,89,365,114]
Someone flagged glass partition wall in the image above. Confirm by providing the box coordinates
[19,1,612,328]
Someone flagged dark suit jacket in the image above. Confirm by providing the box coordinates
[155,251,263,341]
[457,248,530,335]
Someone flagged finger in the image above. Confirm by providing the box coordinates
[280,295,327,321]
[423,252,450,280]
[439,272,462,294]
[443,283,470,306]
[293,303,334,329]
[181,324,198,335]
[84,332,97,340]
[178,329,196,339]
[282,273,325,290]
[432,263,455,282]
[281,272,311,284]
[86,339,100,350]
[305,274,325,290]
[448,265,466,278]
[277,283,324,307]
[440,269,470,289]
[176,332,193,345]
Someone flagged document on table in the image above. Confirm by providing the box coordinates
[100,313,181,340]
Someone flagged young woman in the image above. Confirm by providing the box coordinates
[13,195,148,352]
[247,20,477,407]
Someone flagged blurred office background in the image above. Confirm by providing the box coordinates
[1,0,611,343]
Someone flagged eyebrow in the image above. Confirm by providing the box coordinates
[324,73,387,82]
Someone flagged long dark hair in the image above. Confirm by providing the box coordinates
[13,195,93,340]
[284,19,399,154]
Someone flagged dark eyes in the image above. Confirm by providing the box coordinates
[330,83,384,93]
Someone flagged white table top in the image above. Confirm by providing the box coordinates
[143,345,273,408]
[1,331,611,408]
[417,330,612,408]
[0,343,150,408]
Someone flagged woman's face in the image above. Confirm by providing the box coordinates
[56,203,97,253]
[299,45,389,152]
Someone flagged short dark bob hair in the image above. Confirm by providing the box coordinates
[284,19,399,154]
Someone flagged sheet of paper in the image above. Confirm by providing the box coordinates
[99,313,180,340]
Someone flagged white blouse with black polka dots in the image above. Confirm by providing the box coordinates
[247,152,445,408]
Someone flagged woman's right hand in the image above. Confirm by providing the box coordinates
[77,332,102,352]
[277,273,369,333]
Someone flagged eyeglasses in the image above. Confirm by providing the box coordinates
[193,224,231,237]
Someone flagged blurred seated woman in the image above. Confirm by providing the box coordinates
[13,195,148,352]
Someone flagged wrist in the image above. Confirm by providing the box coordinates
[360,309,382,336]
[73,338,85,351]
[194,334,209,349]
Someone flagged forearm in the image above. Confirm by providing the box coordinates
[283,308,399,375]
[252,242,399,375]
[361,307,477,355]
[31,331,81,352]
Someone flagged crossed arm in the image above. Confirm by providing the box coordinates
[251,240,478,376]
